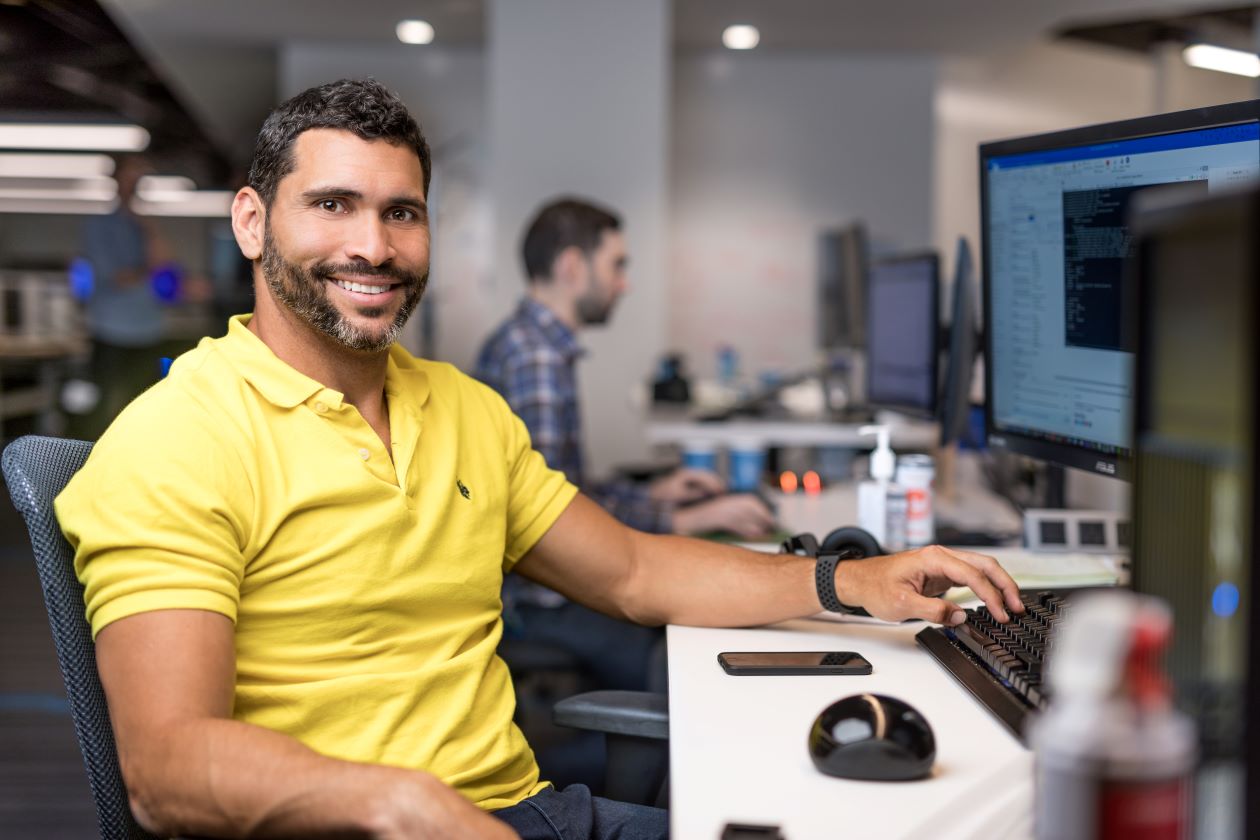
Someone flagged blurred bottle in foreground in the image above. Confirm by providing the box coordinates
[1032,591,1196,840]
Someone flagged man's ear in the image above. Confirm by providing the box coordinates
[552,245,587,290]
[231,186,266,261]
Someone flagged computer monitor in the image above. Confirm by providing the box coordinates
[981,101,1260,480]
[864,252,939,418]
[817,223,869,351]
[1129,180,1260,840]
[939,237,977,447]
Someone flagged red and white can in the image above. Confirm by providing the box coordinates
[895,454,934,547]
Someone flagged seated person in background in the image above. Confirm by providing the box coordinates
[476,197,774,542]
[475,199,777,697]
[56,78,1023,840]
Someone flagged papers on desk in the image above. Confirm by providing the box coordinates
[945,547,1125,604]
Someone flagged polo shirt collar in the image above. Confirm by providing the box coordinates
[519,297,583,360]
[218,315,430,411]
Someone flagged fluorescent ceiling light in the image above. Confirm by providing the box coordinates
[722,24,760,50]
[136,174,196,201]
[0,179,117,202]
[0,122,150,152]
[396,19,435,45]
[0,198,115,215]
[0,152,114,178]
[133,190,234,217]
[1182,43,1260,78]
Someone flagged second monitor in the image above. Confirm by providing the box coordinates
[864,251,939,419]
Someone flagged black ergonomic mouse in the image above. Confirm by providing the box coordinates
[807,693,935,781]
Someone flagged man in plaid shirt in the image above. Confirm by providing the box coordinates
[475,197,775,694]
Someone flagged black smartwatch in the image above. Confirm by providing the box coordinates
[814,550,869,616]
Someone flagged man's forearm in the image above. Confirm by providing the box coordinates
[620,533,821,628]
[125,716,486,838]
[618,532,1020,630]
[520,493,1022,632]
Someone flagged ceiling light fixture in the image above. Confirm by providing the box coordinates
[0,122,150,152]
[0,198,114,215]
[0,152,114,178]
[133,191,234,217]
[396,19,435,45]
[136,174,197,201]
[0,179,116,202]
[722,24,760,50]
[1182,43,1260,78]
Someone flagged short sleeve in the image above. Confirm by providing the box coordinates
[55,389,252,638]
[500,407,578,571]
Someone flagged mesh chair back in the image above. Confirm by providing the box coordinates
[3,435,160,840]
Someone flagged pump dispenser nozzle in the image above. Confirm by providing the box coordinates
[859,425,895,482]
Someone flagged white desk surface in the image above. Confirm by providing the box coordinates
[665,478,1052,839]
[666,618,1034,840]
[645,417,939,451]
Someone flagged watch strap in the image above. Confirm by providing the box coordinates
[814,550,869,616]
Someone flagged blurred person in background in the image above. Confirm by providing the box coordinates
[75,154,172,437]
[475,198,777,703]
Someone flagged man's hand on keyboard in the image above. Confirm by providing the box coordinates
[836,545,1025,626]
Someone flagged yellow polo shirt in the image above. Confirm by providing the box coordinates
[55,315,578,810]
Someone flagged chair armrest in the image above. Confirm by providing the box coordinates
[553,690,669,740]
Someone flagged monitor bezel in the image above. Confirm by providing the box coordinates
[864,250,940,420]
[980,98,1260,480]
[939,236,977,447]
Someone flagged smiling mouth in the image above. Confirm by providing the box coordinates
[330,278,399,296]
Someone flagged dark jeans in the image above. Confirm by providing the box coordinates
[492,784,668,840]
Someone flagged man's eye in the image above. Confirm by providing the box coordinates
[389,208,417,222]
[319,199,344,213]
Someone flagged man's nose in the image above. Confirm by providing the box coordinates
[344,215,395,266]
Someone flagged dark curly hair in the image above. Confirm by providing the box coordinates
[247,78,431,207]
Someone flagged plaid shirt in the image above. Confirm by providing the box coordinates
[475,297,671,535]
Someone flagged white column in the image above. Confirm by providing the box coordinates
[487,0,671,477]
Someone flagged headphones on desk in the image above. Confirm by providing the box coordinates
[779,526,884,561]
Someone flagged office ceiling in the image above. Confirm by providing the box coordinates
[3,0,1252,177]
[673,0,1253,51]
[1059,3,1257,53]
[0,0,228,179]
[95,0,1250,51]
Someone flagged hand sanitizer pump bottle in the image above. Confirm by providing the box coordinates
[857,425,905,549]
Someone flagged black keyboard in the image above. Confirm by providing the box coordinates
[915,591,1069,742]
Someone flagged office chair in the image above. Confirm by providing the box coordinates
[500,627,671,806]
[4,433,669,831]
[553,689,669,808]
[2,435,161,840]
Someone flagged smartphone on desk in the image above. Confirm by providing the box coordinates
[717,651,872,676]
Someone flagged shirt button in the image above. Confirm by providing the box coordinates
[359,448,370,461]
[314,401,328,413]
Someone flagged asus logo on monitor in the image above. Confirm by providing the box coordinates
[1096,461,1116,475]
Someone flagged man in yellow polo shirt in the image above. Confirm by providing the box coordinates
[55,79,1023,840]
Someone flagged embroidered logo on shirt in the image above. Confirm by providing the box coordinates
[457,479,471,500]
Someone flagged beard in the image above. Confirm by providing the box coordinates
[576,285,615,326]
[260,227,427,353]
